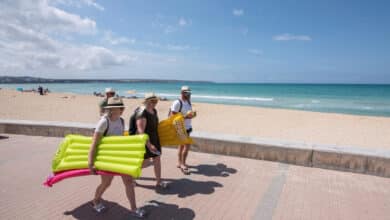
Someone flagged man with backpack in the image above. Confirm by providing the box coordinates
[170,86,195,175]
[129,93,168,189]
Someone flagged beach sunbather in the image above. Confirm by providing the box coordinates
[89,97,146,218]
[38,86,44,95]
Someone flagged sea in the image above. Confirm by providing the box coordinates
[1,82,390,117]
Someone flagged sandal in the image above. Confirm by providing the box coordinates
[180,166,190,175]
[156,181,169,189]
[129,208,146,218]
[91,202,106,213]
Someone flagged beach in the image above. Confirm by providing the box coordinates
[1,88,390,149]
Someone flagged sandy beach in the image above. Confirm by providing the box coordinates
[1,88,390,149]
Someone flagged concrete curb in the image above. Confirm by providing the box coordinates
[1,119,389,178]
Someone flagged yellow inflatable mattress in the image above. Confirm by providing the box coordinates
[158,113,193,146]
[52,134,148,178]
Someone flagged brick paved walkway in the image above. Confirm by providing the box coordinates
[1,134,389,220]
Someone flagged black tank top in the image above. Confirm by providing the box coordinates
[144,109,161,148]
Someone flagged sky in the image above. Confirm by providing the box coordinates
[0,0,389,83]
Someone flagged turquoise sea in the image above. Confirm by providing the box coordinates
[1,82,390,117]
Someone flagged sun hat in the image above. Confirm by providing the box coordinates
[181,86,191,93]
[143,92,158,103]
[105,88,115,93]
[104,97,125,109]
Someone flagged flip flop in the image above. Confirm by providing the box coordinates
[129,208,147,218]
[156,181,169,189]
[180,166,190,175]
[91,202,107,213]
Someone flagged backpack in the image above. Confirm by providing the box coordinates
[129,107,158,135]
[168,99,191,116]
[103,116,124,136]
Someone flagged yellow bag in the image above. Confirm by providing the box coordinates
[158,113,193,146]
[51,134,148,178]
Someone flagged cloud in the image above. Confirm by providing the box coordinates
[52,0,104,11]
[153,15,191,34]
[0,22,134,72]
[146,42,195,51]
[233,9,244,16]
[248,49,263,56]
[146,42,160,48]
[57,46,134,70]
[0,0,135,74]
[0,1,221,79]
[179,18,187,26]
[167,44,192,51]
[164,25,177,34]
[81,0,104,11]
[103,31,135,45]
[178,17,191,27]
[273,33,312,41]
[0,0,96,35]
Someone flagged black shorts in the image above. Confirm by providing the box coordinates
[144,144,161,159]
[186,128,193,136]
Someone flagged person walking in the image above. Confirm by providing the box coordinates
[129,93,168,189]
[170,86,195,175]
[89,97,146,218]
[98,88,116,115]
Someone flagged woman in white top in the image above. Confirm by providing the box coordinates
[88,97,145,218]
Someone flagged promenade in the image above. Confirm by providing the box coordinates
[1,134,389,219]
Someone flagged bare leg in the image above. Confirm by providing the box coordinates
[153,156,161,184]
[131,159,153,187]
[182,144,191,167]
[142,158,153,168]
[177,145,184,167]
[93,175,114,205]
[121,175,137,211]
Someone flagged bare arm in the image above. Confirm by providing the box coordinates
[136,117,159,154]
[88,132,102,174]
[136,117,147,134]
[172,111,192,119]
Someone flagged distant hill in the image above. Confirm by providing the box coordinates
[0,76,214,84]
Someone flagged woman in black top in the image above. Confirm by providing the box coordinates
[135,93,168,189]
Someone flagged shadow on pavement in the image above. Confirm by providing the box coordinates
[63,199,195,220]
[137,178,223,198]
[188,163,237,177]
[143,200,195,220]
[63,199,128,220]
[0,135,9,140]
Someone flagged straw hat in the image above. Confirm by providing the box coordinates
[143,92,158,103]
[105,88,115,93]
[104,97,125,109]
[181,86,191,93]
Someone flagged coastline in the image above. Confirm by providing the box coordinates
[1,88,389,149]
